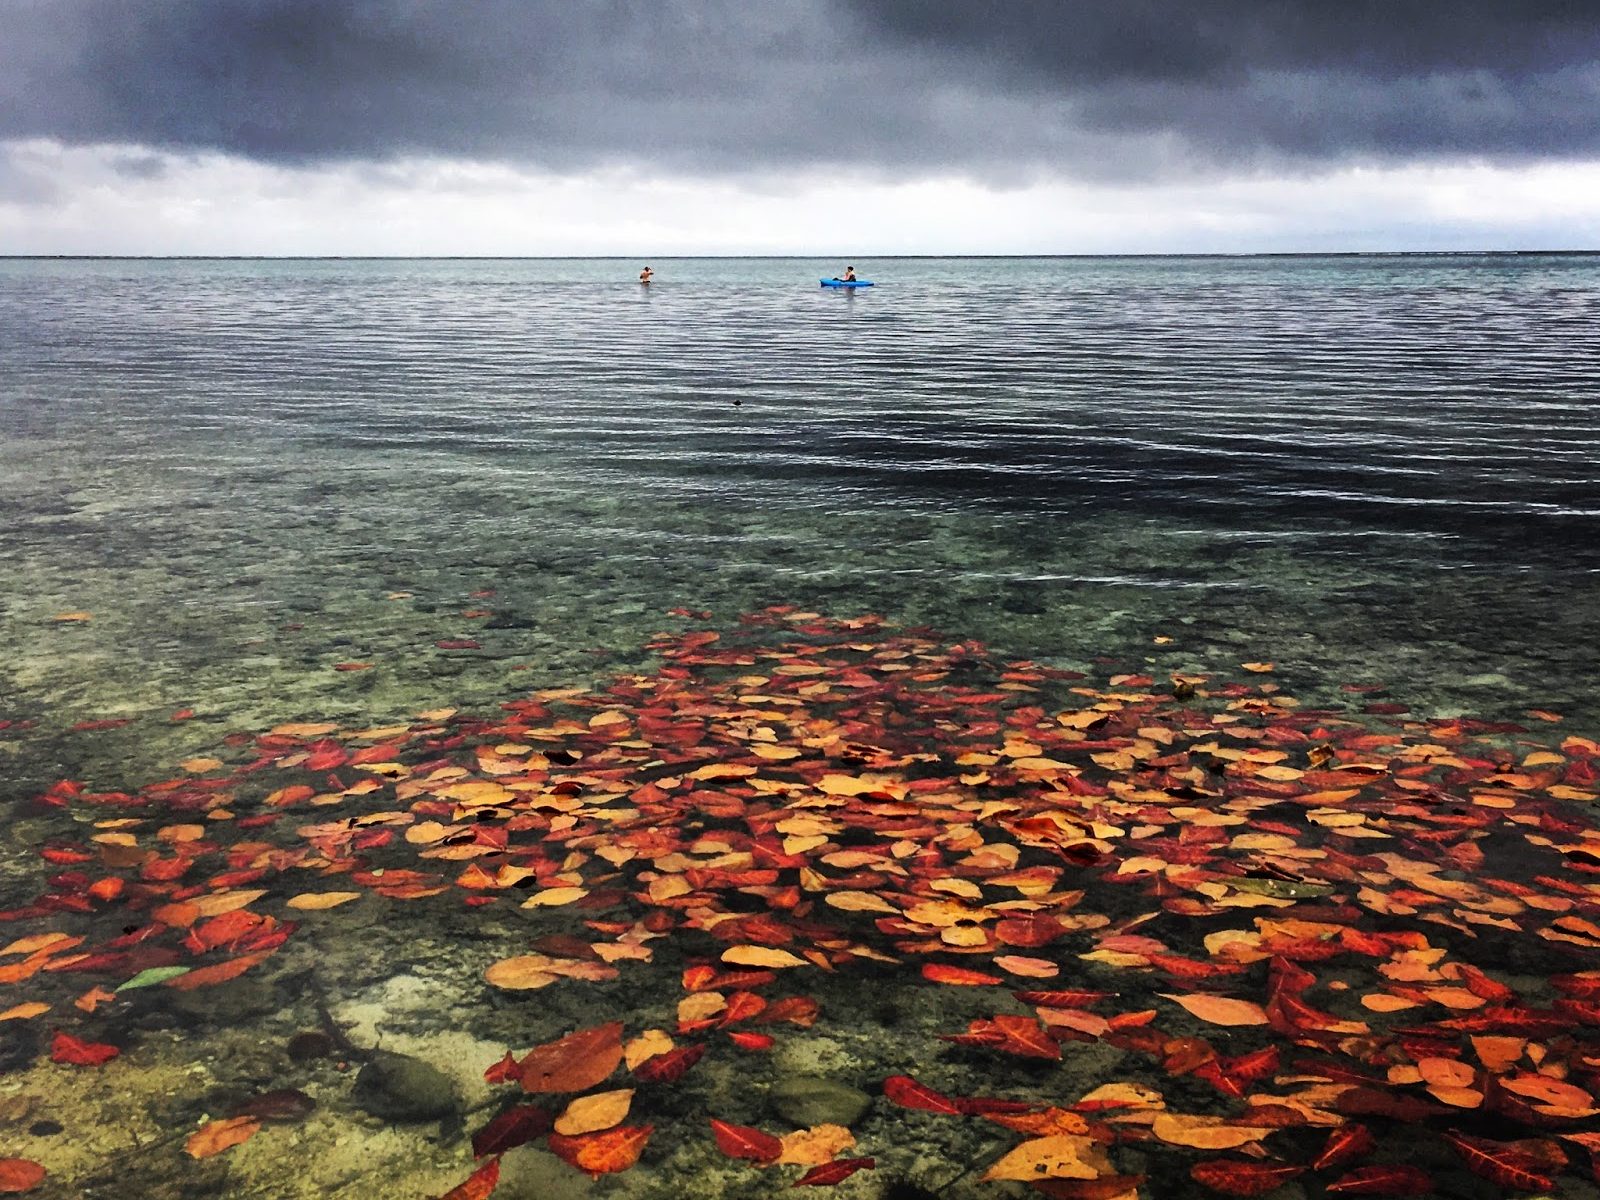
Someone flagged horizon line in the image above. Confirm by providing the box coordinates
[3,249,1599,261]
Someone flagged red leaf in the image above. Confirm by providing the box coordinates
[1014,990,1109,1008]
[793,1157,874,1187]
[49,1030,119,1066]
[483,1051,520,1084]
[727,1031,775,1051]
[632,1042,705,1083]
[1033,1177,1149,1199]
[1189,1161,1304,1196]
[709,1118,783,1164]
[882,1074,961,1114]
[921,962,1003,987]
[719,991,768,1026]
[471,1105,552,1158]
[1442,1131,1557,1191]
[1324,1165,1435,1195]
[1314,1123,1375,1171]
[754,996,821,1027]
[435,1157,499,1200]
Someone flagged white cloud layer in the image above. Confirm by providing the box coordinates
[3,139,1599,256]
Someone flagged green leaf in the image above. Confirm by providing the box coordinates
[117,965,192,991]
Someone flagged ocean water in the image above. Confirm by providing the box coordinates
[4,255,1599,766]
[2,255,1599,1198]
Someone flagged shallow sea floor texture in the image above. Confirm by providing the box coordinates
[1,611,1597,1199]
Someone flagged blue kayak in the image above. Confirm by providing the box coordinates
[821,278,874,288]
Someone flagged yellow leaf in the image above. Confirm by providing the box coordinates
[270,722,338,737]
[180,758,223,774]
[0,1002,50,1022]
[982,1134,1100,1181]
[438,780,514,807]
[678,992,728,1026]
[53,611,93,622]
[824,891,898,915]
[554,1088,634,1135]
[1241,662,1275,673]
[521,886,588,908]
[624,1030,675,1069]
[484,956,561,990]
[285,891,361,911]
[721,945,808,969]
[1151,1113,1272,1149]
[777,1124,856,1165]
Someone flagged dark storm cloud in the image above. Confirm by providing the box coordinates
[3,0,1599,179]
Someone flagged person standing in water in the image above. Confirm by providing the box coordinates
[639,266,653,284]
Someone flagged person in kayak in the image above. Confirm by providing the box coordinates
[639,266,653,284]
[842,266,856,281]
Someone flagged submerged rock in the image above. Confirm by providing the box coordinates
[769,1075,871,1128]
[353,1050,459,1122]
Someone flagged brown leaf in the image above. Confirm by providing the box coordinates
[518,1021,624,1094]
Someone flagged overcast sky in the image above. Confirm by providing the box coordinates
[4,0,1599,254]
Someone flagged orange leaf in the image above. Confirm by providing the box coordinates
[184,1116,261,1159]
[922,963,1003,987]
[547,1125,652,1176]
[0,1159,46,1194]
[1160,993,1269,1027]
[436,1157,500,1200]
[166,950,272,990]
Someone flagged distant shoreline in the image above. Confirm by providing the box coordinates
[3,250,1597,262]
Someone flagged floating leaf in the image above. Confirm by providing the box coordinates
[0,1159,46,1194]
[1189,1160,1304,1196]
[517,1022,624,1094]
[721,946,808,969]
[710,1118,784,1164]
[471,1104,552,1157]
[1151,1114,1272,1150]
[554,1088,634,1136]
[49,1031,119,1066]
[1313,1124,1375,1171]
[436,1157,500,1200]
[1442,1130,1557,1191]
[184,1116,261,1159]
[883,1074,962,1114]
[285,892,361,910]
[922,963,1003,987]
[1324,1165,1434,1195]
[1160,993,1269,1027]
[981,1134,1101,1181]
[793,1157,874,1187]
[632,1043,706,1084]
[548,1125,652,1177]
[117,965,191,991]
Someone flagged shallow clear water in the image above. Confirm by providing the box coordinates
[2,255,1599,1198]
[3,255,1599,781]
